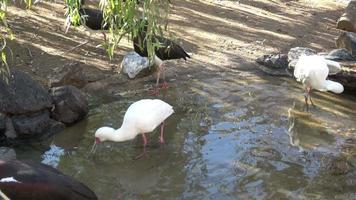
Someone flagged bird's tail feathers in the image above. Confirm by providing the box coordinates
[325,59,341,70]
[325,80,344,94]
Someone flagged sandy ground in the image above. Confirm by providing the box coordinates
[5,0,347,92]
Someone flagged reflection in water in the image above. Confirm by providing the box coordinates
[41,144,65,168]
[12,74,356,199]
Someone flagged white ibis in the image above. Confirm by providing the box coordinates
[92,99,174,158]
[133,20,190,95]
[0,159,97,200]
[294,55,344,110]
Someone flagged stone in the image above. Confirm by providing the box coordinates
[49,62,108,88]
[0,113,5,134]
[11,111,51,137]
[336,31,356,56]
[255,54,290,76]
[121,51,154,79]
[0,147,16,161]
[50,85,89,124]
[0,70,52,115]
[322,48,356,61]
[287,47,317,69]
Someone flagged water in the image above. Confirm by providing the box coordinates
[13,72,356,199]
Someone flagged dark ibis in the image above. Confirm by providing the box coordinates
[0,159,97,200]
[133,20,190,95]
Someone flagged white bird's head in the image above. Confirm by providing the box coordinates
[90,127,115,154]
[94,127,115,144]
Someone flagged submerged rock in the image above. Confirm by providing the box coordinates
[50,85,88,124]
[0,147,16,161]
[121,51,154,79]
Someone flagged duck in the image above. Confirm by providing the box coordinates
[0,159,97,200]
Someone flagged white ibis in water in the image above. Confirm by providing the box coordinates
[133,20,190,95]
[0,159,97,200]
[294,55,344,110]
[92,99,174,158]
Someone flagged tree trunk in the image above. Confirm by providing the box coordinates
[337,0,356,33]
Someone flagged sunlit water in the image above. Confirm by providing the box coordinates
[13,71,356,199]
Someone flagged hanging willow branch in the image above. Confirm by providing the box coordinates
[0,0,14,83]
[66,0,171,62]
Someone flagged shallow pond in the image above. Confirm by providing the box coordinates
[14,71,356,199]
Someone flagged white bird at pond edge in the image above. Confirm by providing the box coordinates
[91,99,174,159]
[294,55,344,110]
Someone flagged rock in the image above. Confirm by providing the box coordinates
[4,117,17,138]
[287,47,317,69]
[336,32,356,56]
[0,70,52,115]
[322,48,356,61]
[329,61,356,92]
[0,147,16,161]
[0,113,5,134]
[49,62,108,88]
[11,111,51,137]
[50,85,88,124]
[255,54,290,76]
[121,51,154,79]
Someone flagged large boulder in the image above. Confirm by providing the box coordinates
[50,85,89,124]
[336,31,356,56]
[49,62,109,88]
[11,111,51,136]
[121,51,154,79]
[0,70,56,139]
[0,113,5,135]
[0,70,52,115]
[322,48,356,61]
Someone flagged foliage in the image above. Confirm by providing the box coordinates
[0,0,14,83]
[65,0,171,61]
[0,0,170,81]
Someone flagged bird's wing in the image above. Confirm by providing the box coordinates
[124,99,174,132]
[154,36,190,60]
[294,55,329,84]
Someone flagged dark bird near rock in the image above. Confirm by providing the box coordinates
[0,159,97,200]
[78,8,108,30]
[133,20,190,95]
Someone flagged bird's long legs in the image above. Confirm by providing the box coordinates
[159,64,169,89]
[135,133,148,159]
[149,63,168,96]
[159,121,165,144]
[304,86,315,111]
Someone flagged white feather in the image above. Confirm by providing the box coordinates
[0,177,20,183]
[95,99,174,142]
